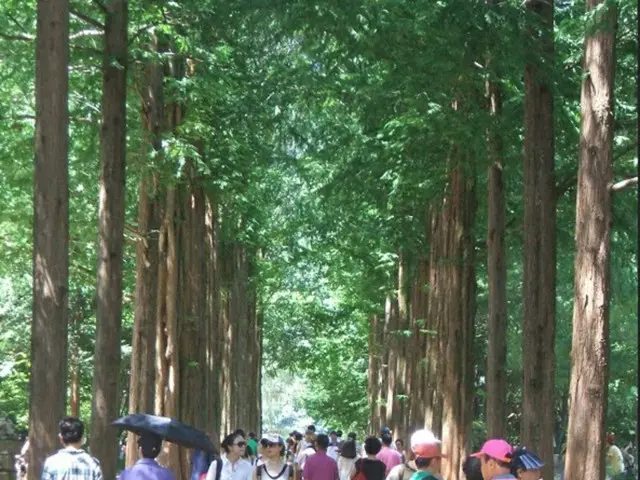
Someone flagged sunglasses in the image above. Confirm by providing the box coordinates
[261,441,278,448]
[234,441,247,447]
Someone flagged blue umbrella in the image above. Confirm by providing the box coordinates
[113,413,216,453]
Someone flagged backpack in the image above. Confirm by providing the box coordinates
[353,459,367,480]
[256,463,293,480]
[200,458,223,480]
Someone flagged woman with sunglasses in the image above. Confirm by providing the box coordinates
[253,434,292,480]
[205,433,253,480]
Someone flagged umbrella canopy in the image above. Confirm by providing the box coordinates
[113,413,216,453]
[512,447,544,471]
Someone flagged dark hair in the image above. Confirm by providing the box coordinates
[340,439,357,459]
[364,436,382,455]
[483,454,510,470]
[348,432,357,440]
[307,425,316,433]
[316,434,330,450]
[395,439,404,447]
[138,433,162,459]
[249,432,256,439]
[381,434,393,446]
[221,433,244,453]
[415,457,434,468]
[59,417,84,444]
[462,456,483,480]
[336,430,343,437]
[233,429,246,438]
[294,432,303,441]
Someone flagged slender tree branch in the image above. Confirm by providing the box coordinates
[610,177,638,192]
[0,114,97,125]
[70,29,103,40]
[70,7,105,29]
[0,31,33,41]
[6,13,30,35]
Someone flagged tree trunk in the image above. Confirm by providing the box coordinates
[69,297,82,418]
[90,1,128,477]
[128,40,164,468]
[426,207,444,436]
[384,295,399,430]
[127,176,160,466]
[564,2,617,479]
[486,67,507,438]
[521,2,557,478]
[28,0,70,476]
[394,254,408,441]
[439,164,476,480]
[368,314,381,431]
[204,194,221,436]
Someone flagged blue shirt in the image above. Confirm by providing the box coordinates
[119,458,176,480]
[42,446,103,480]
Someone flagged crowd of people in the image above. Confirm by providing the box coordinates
[16,416,637,480]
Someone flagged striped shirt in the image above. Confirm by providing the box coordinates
[41,446,103,480]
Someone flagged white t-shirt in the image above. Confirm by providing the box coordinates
[206,455,253,480]
[607,445,625,477]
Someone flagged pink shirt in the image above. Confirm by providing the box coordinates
[303,450,339,480]
[376,446,403,475]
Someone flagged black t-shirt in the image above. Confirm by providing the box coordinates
[355,458,386,480]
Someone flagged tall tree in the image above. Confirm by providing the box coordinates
[564,1,618,478]
[28,0,70,477]
[439,162,476,480]
[90,0,128,478]
[521,0,556,477]
[485,12,507,438]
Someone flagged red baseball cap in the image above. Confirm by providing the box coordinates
[471,439,514,463]
[413,442,446,459]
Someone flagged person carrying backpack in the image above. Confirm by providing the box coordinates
[253,434,293,480]
[352,437,386,480]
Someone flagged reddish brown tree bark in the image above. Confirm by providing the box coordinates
[90,1,128,477]
[521,2,556,478]
[486,66,507,438]
[564,2,617,479]
[29,0,69,476]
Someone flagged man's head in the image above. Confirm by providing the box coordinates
[305,426,316,442]
[462,456,483,480]
[381,434,393,446]
[348,432,357,441]
[336,430,343,438]
[380,427,392,437]
[249,432,256,439]
[138,433,163,459]
[395,439,404,450]
[329,431,338,441]
[410,429,445,475]
[607,433,616,445]
[511,447,544,480]
[315,433,329,451]
[471,439,514,480]
[58,417,84,446]
[364,436,382,456]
